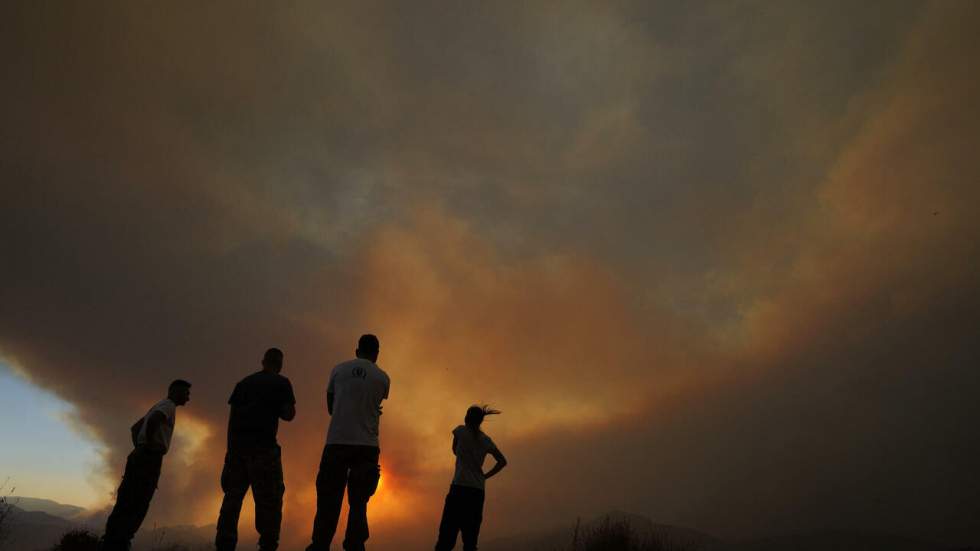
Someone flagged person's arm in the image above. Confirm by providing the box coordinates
[483,447,508,480]
[130,418,145,447]
[141,410,168,453]
[378,376,390,415]
[280,380,296,421]
[451,434,458,455]
[326,371,336,415]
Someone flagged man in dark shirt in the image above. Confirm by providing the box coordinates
[215,348,296,551]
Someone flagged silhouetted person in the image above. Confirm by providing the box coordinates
[433,405,507,551]
[307,334,390,551]
[215,348,296,551]
[100,379,192,551]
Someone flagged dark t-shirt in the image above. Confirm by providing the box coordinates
[227,371,296,453]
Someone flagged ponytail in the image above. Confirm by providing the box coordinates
[464,404,501,433]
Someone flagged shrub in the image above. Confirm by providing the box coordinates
[582,517,634,551]
[564,516,701,551]
[50,530,100,551]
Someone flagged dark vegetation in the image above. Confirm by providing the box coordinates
[50,530,99,551]
[145,527,211,551]
[37,517,699,551]
[560,516,702,551]
[43,528,211,551]
[7,503,977,551]
[0,478,14,544]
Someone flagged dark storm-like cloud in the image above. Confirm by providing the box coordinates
[2,1,978,549]
[486,1,980,545]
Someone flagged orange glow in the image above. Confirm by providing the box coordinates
[370,461,410,520]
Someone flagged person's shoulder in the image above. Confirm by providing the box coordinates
[257,372,291,393]
[478,430,497,449]
[334,359,359,371]
[157,399,177,415]
[452,425,467,436]
[241,371,264,384]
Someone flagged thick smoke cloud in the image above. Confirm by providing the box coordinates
[1,0,978,548]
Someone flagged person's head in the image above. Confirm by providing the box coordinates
[355,334,380,363]
[168,379,192,406]
[464,405,501,432]
[262,347,284,373]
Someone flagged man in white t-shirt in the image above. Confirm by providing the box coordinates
[307,334,390,551]
[101,379,191,551]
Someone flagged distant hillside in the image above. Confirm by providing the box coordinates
[730,530,949,551]
[482,511,968,551]
[3,504,77,551]
[0,497,220,551]
[481,510,723,551]
[3,499,975,551]
[8,496,85,519]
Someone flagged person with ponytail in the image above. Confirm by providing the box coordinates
[434,405,508,551]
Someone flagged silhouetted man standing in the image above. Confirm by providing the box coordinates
[101,379,192,551]
[215,348,296,551]
[307,334,390,551]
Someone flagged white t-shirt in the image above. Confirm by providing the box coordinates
[451,425,498,490]
[136,398,177,453]
[325,359,390,447]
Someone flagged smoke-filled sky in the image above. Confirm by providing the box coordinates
[2,1,979,549]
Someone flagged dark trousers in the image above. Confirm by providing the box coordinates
[215,446,286,551]
[101,448,163,551]
[307,444,381,551]
[434,484,485,551]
